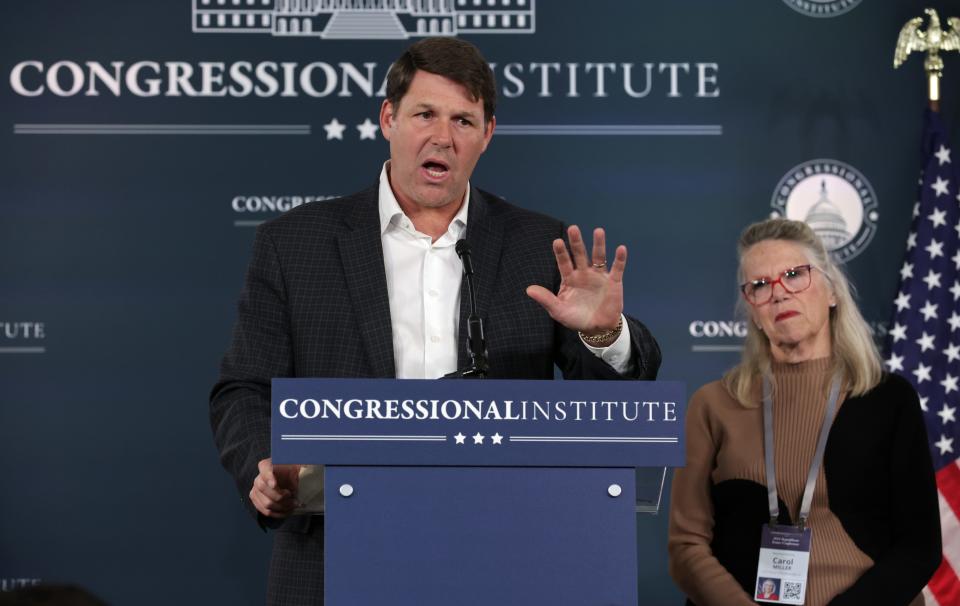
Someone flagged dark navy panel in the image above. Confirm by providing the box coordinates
[325,466,638,606]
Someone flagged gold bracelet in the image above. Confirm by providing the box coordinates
[579,316,623,346]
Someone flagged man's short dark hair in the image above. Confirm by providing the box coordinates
[386,37,497,124]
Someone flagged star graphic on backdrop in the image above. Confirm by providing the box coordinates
[950,312,960,332]
[894,291,912,312]
[323,118,346,140]
[953,250,960,270]
[932,176,950,197]
[914,362,933,384]
[913,202,921,218]
[900,262,914,280]
[935,434,955,455]
[939,404,957,424]
[926,238,945,259]
[923,269,943,290]
[916,331,936,352]
[936,144,952,165]
[491,433,503,445]
[929,207,948,228]
[956,221,960,238]
[941,373,959,394]
[907,231,918,250]
[357,118,379,140]
[454,432,466,445]
[885,353,905,372]
[889,322,908,342]
[473,432,485,445]
[952,281,960,301]
[947,343,960,363]
[921,301,940,321]
[920,396,930,412]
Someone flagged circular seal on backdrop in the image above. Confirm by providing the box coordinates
[770,159,879,263]
[782,0,862,18]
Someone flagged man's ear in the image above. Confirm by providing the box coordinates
[480,115,496,153]
[379,99,395,141]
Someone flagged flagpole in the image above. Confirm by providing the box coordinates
[929,52,941,113]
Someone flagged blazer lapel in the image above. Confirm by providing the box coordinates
[457,187,504,369]
[337,190,396,378]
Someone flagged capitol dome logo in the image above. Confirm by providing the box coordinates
[770,159,878,263]
[782,0,861,19]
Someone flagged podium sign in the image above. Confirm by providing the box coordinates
[271,379,685,605]
[272,378,685,467]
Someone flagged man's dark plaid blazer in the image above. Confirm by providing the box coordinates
[210,183,662,605]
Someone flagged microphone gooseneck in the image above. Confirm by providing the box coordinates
[443,239,489,379]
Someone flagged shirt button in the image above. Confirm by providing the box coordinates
[430,335,440,343]
[428,289,438,297]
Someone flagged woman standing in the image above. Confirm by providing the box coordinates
[668,219,941,605]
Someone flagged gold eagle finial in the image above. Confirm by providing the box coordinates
[894,8,960,102]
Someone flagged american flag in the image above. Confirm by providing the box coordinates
[885,109,960,606]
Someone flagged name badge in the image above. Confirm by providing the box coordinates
[754,524,811,604]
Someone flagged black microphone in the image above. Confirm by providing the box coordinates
[455,239,474,276]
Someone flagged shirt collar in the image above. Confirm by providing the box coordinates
[378,161,470,237]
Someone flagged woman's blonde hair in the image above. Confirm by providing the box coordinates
[722,218,882,407]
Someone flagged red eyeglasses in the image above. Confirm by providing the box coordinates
[740,265,818,306]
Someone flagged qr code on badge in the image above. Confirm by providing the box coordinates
[782,582,802,600]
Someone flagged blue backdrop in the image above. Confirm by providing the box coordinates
[2,1,959,603]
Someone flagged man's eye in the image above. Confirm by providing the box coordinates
[418,111,433,119]
[458,118,473,126]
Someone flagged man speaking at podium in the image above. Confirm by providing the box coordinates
[210,37,660,604]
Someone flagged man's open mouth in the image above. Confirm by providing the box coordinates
[422,160,450,179]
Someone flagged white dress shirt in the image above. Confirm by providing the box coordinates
[379,163,469,379]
